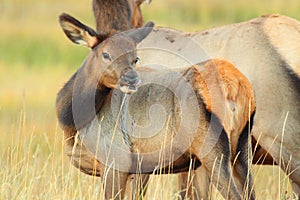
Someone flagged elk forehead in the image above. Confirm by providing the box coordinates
[98,35,137,60]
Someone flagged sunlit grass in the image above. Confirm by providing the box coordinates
[0,110,103,200]
[1,0,299,199]
[0,114,295,199]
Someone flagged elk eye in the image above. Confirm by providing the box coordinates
[133,57,140,65]
[102,52,111,61]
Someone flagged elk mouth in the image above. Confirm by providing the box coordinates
[119,70,141,94]
[119,79,141,94]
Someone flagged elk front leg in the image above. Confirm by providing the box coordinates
[232,123,255,200]
[197,130,242,200]
[125,173,150,199]
[102,168,129,200]
[179,167,210,200]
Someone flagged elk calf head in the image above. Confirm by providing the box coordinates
[59,13,154,94]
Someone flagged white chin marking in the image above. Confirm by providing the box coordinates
[120,86,137,94]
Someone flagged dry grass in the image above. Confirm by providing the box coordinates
[1,0,299,199]
[0,111,295,199]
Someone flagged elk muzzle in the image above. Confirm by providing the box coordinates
[119,70,141,94]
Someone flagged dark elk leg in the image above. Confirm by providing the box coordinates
[252,124,300,198]
[232,120,255,200]
[180,171,199,200]
[197,129,242,200]
[252,136,275,165]
[179,167,210,200]
[134,173,150,199]
[102,169,129,200]
[125,173,150,199]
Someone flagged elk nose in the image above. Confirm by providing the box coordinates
[120,70,141,86]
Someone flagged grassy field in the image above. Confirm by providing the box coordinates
[1,0,299,199]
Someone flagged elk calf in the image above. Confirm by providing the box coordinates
[56,13,255,199]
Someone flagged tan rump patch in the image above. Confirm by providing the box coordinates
[191,59,256,155]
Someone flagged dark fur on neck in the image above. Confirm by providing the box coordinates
[56,71,111,136]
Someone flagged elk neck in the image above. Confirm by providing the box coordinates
[93,0,132,34]
[56,54,112,131]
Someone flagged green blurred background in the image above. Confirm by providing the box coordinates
[0,0,299,198]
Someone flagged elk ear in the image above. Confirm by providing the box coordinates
[127,21,154,43]
[59,13,108,48]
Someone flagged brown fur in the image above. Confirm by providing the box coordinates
[176,60,256,200]
[92,0,147,35]
[92,0,132,34]
[131,0,144,28]
[193,60,256,199]
[192,59,255,157]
